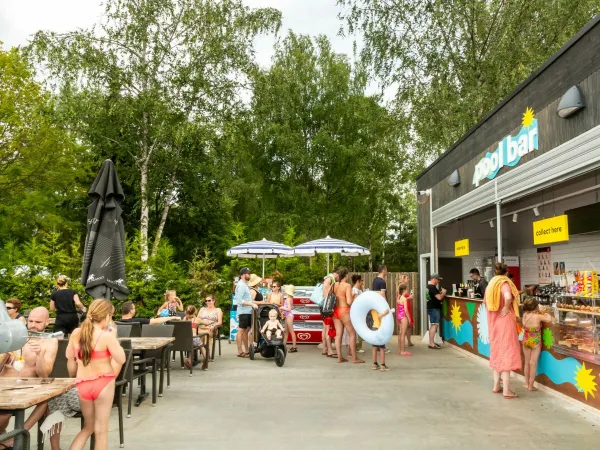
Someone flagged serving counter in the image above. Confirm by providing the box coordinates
[441,295,600,409]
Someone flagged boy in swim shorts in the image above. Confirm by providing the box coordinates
[367,309,390,372]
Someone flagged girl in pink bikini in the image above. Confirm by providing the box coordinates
[396,283,413,356]
[282,285,298,352]
[67,299,126,450]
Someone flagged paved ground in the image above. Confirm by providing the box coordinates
[49,339,600,449]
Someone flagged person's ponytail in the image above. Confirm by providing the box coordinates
[78,298,112,366]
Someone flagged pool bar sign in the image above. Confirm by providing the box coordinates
[473,108,539,187]
[533,215,569,245]
[455,239,470,257]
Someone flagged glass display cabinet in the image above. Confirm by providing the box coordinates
[553,296,600,362]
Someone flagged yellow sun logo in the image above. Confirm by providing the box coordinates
[574,362,598,401]
[450,302,462,332]
[522,107,535,128]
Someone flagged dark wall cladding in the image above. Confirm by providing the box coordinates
[416,15,600,197]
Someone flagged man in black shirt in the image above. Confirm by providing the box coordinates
[469,268,488,298]
[426,273,446,349]
[372,264,390,353]
[119,301,180,325]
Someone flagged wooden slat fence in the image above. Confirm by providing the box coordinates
[350,272,420,335]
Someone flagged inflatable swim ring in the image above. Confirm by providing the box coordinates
[350,291,394,346]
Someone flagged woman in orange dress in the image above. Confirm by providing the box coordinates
[486,262,522,399]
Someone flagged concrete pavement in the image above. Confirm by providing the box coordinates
[53,339,600,449]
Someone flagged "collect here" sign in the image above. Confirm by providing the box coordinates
[454,239,470,257]
[533,215,569,245]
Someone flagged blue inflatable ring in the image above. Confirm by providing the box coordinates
[350,291,394,346]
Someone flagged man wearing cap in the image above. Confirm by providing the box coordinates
[426,273,446,349]
[235,267,258,357]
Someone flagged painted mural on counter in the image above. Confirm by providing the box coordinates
[442,297,599,408]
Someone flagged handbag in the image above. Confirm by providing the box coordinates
[320,282,337,318]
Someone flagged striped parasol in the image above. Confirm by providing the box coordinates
[227,238,292,277]
[291,236,370,272]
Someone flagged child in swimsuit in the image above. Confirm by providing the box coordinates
[67,299,126,450]
[367,308,391,372]
[396,283,413,356]
[521,298,553,391]
[261,309,285,341]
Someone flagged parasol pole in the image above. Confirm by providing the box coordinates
[262,254,265,278]
[327,253,330,274]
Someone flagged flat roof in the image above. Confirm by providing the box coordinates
[416,14,600,181]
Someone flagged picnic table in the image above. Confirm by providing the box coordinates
[120,337,174,407]
[0,377,76,450]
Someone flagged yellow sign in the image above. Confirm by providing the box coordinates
[455,239,470,257]
[533,215,569,245]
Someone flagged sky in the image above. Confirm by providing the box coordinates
[0,0,358,68]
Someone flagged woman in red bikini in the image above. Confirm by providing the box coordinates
[332,268,363,364]
[67,299,126,450]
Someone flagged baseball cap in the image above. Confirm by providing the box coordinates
[430,273,443,280]
[239,267,251,275]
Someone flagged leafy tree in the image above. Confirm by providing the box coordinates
[31,0,281,261]
[339,0,600,160]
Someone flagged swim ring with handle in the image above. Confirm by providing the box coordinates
[350,291,394,346]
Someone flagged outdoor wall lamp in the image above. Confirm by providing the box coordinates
[447,170,460,187]
[512,213,518,223]
[557,85,585,118]
[489,220,494,228]
[533,206,540,217]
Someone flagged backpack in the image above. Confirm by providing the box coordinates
[320,282,337,318]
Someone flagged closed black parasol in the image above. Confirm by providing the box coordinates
[81,159,128,300]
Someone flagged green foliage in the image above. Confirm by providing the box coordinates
[339,0,600,161]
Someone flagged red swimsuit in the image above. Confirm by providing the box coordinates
[73,332,116,401]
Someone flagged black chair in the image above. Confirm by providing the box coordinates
[141,325,174,394]
[49,339,70,378]
[117,324,132,338]
[209,326,222,361]
[175,312,186,319]
[116,321,141,338]
[168,321,208,375]
[120,339,156,417]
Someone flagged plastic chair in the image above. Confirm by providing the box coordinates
[211,326,222,360]
[117,324,132,338]
[141,325,174,393]
[168,320,208,375]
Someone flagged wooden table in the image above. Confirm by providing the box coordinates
[119,338,175,409]
[0,378,76,450]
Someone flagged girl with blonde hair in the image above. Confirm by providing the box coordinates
[67,299,126,450]
[157,290,183,316]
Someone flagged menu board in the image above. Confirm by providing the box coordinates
[537,247,552,284]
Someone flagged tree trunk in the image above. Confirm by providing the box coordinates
[139,111,150,262]
[151,169,176,257]
[140,157,150,262]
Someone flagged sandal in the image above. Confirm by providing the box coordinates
[503,392,519,399]
[328,354,338,358]
[400,351,412,356]
[289,347,298,353]
[428,345,441,350]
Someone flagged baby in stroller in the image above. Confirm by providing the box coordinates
[261,309,285,341]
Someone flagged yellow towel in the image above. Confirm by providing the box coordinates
[485,275,521,317]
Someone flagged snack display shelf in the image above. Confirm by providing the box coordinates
[288,287,322,344]
[557,308,600,316]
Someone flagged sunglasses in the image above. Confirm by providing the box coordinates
[6,306,15,310]
[205,299,214,302]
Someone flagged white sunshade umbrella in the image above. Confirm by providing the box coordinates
[227,238,293,278]
[291,236,370,273]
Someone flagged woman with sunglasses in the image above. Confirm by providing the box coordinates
[5,298,26,324]
[267,282,284,308]
[196,296,223,362]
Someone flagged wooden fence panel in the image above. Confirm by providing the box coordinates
[350,272,420,336]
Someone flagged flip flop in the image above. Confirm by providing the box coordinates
[400,352,412,356]
[428,346,441,350]
[503,393,519,399]
[434,344,442,349]
[328,354,338,358]
[408,343,414,347]
[338,358,348,363]
[236,353,245,357]
[492,389,503,394]
[352,359,365,364]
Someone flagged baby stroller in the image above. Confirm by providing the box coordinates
[249,304,287,367]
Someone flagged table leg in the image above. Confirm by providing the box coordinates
[14,409,27,450]
[158,347,166,397]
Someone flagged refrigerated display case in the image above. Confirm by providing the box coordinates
[553,295,600,362]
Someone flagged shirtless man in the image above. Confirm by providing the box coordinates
[0,307,58,445]
[332,268,363,364]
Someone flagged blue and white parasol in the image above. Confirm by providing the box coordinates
[291,236,370,272]
[227,238,293,277]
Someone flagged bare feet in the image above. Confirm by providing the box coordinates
[528,386,538,391]
[352,358,365,364]
[338,357,348,363]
